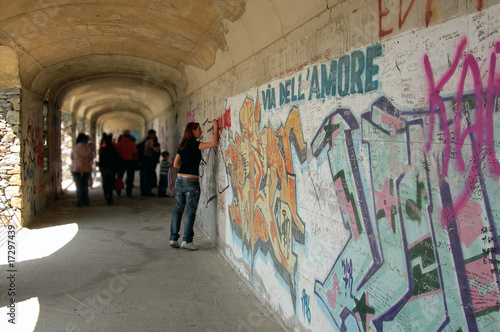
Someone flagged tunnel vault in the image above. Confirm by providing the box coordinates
[0,0,333,226]
[0,0,251,227]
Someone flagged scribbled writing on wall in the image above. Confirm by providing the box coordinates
[378,0,434,38]
[224,96,307,309]
[23,116,43,215]
[261,45,383,111]
[424,37,500,227]
[313,93,500,331]
[378,0,484,39]
[301,289,311,324]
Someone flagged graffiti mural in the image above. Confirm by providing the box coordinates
[313,89,500,330]
[198,4,500,331]
[310,32,500,330]
[219,37,500,330]
[223,96,307,308]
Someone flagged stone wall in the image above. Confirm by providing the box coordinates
[0,88,21,228]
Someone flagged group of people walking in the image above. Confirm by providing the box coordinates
[70,120,219,251]
[70,129,170,206]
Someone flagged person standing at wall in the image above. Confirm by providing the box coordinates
[117,130,139,196]
[71,133,93,207]
[169,120,218,250]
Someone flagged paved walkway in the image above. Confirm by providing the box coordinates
[0,181,283,332]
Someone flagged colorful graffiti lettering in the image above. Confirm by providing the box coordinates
[224,96,307,309]
[260,45,383,111]
[214,9,500,330]
[313,94,500,331]
[424,37,500,226]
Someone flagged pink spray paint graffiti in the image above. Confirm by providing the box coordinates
[218,106,231,132]
[424,37,500,226]
[186,109,196,123]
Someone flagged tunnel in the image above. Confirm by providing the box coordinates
[1,1,500,331]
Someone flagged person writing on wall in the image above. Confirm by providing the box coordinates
[169,120,218,251]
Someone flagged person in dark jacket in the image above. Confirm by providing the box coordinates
[139,129,160,196]
[99,133,122,205]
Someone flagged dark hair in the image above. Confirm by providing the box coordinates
[179,122,199,150]
[148,129,156,135]
[104,133,113,145]
[161,151,170,158]
[76,133,88,144]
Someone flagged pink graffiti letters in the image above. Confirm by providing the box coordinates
[424,37,500,225]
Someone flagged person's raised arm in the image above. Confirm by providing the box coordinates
[199,119,219,150]
[173,153,182,169]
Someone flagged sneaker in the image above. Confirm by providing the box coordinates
[181,241,198,251]
[169,240,180,248]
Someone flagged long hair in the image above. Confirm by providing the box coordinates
[178,122,199,150]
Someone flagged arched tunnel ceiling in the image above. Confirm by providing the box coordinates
[95,110,145,135]
[57,77,170,121]
[0,0,329,124]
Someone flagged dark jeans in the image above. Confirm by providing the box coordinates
[118,160,136,195]
[72,172,90,207]
[100,168,115,204]
[140,158,156,195]
[158,174,168,196]
[170,177,200,243]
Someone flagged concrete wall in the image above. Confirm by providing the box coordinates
[20,90,61,227]
[172,1,500,331]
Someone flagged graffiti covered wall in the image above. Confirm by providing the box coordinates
[21,91,61,227]
[176,2,500,331]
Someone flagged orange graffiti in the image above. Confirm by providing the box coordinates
[224,96,306,287]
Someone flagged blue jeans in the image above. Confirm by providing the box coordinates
[170,177,200,243]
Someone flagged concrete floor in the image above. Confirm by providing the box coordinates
[0,179,284,332]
